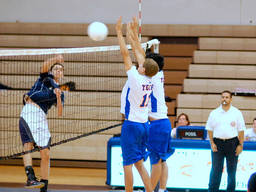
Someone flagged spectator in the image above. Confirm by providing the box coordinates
[171,113,190,138]
[245,118,256,141]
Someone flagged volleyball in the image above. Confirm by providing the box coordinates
[87,22,108,41]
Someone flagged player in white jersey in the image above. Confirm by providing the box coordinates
[116,16,159,192]
[120,64,139,120]
[120,80,128,120]
[147,52,174,192]
[120,81,127,113]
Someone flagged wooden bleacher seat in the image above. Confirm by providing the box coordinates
[1,22,256,37]
[199,37,256,51]
[183,79,256,93]
[160,44,197,57]
[164,71,187,84]
[0,35,149,48]
[164,57,192,70]
[189,64,256,79]
[194,50,256,64]
[177,94,256,110]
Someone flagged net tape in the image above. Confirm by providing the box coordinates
[0,39,159,56]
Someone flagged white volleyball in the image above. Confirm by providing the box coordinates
[87,22,108,41]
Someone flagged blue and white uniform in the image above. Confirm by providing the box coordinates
[148,71,174,164]
[19,72,64,148]
[121,66,153,166]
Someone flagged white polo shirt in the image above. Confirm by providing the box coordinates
[205,105,246,139]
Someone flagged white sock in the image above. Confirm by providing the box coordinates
[158,189,165,192]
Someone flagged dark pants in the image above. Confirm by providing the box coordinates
[208,137,239,192]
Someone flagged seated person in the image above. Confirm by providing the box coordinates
[171,113,190,138]
[245,118,256,141]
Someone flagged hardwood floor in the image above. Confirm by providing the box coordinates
[0,165,107,186]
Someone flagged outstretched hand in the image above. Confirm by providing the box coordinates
[56,54,64,63]
[131,17,139,34]
[127,18,139,42]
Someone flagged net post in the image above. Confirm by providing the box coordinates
[138,0,142,41]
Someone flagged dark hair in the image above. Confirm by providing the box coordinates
[221,90,232,98]
[50,63,64,72]
[60,81,76,91]
[177,113,190,126]
[253,118,256,122]
[146,52,164,71]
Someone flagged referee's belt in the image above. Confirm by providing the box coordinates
[214,137,237,142]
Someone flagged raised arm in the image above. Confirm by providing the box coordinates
[115,16,133,71]
[41,54,64,73]
[127,17,145,66]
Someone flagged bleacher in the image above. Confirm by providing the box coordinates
[177,36,256,128]
[1,22,256,162]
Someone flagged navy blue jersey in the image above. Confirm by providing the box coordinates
[25,72,64,114]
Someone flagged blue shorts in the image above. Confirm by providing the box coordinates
[121,120,149,166]
[148,118,175,164]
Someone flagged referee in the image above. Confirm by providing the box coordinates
[206,90,245,192]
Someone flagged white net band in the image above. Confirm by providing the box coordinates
[0,39,160,56]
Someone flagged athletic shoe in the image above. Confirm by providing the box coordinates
[25,179,45,189]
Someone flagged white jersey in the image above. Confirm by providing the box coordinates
[148,71,168,119]
[123,66,153,123]
[120,80,128,115]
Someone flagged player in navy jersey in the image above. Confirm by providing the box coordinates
[19,55,64,192]
[116,16,159,192]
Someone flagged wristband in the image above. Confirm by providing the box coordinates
[238,142,243,147]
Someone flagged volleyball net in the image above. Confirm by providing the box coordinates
[0,39,160,160]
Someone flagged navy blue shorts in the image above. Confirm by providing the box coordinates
[120,120,149,166]
[19,117,34,145]
[19,116,51,148]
